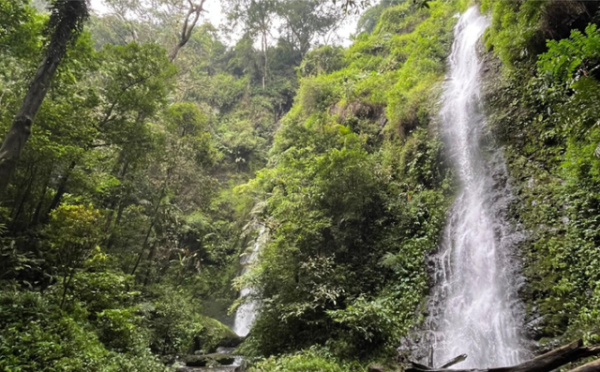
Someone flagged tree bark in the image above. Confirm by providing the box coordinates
[168,0,207,62]
[262,30,268,88]
[46,160,77,218]
[567,359,600,372]
[30,171,51,227]
[406,340,600,372]
[142,241,158,286]
[440,354,468,369]
[0,0,88,195]
[11,164,36,230]
[131,181,167,276]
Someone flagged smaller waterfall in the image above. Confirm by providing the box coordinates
[233,226,265,337]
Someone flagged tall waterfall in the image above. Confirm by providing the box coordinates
[233,226,265,337]
[423,7,528,368]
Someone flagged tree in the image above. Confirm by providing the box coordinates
[226,0,277,88]
[169,0,208,61]
[276,0,346,57]
[97,0,208,61]
[44,204,102,308]
[0,0,88,195]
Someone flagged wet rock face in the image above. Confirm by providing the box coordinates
[217,334,244,348]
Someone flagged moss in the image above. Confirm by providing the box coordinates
[196,315,241,352]
[482,4,600,346]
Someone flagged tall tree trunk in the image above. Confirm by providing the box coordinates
[143,241,159,286]
[9,162,34,219]
[104,159,129,233]
[169,0,206,61]
[131,182,167,276]
[262,30,268,88]
[11,165,36,230]
[46,160,77,218]
[30,171,51,227]
[0,0,88,195]
[106,198,126,250]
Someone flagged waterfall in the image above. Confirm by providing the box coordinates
[233,226,265,337]
[422,6,528,368]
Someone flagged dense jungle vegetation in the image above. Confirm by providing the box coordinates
[2,0,600,371]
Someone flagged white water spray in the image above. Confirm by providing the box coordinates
[233,226,265,337]
[422,7,528,368]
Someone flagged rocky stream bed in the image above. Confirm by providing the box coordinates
[170,347,247,372]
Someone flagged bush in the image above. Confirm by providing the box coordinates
[96,307,150,353]
[298,76,342,115]
[251,348,364,372]
[0,290,165,372]
[143,286,236,354]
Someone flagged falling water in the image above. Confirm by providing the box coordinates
[422,7,528,368]
[233,226,265,337]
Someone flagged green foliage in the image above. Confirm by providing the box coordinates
[482,0,544,68]
[45,204,102,259]
[96,307,148,353]
[482,0,600,69]
[0,2,264,369]
[298,77,342,114]
[483,1,600,347]
[538,24,600,85]
[145,288,206,354]
[17,0,600,370]
[298,45,346,78]
[239,0,458,361]
[327,296,404,356]
[69,270,137,315]
[142,286,237,355]
[356,0,406,35]
[0,290,166,372]
[251,347,365,372]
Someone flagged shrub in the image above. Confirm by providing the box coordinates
[251,348,364,372]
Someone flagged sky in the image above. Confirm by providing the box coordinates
[88,0,360,47]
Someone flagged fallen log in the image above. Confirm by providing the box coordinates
[406,340,600,372]
[440,354,468,369]
[566,358,600,372]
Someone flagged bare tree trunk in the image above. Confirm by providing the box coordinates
[60,267,76,309]
[30,171,51,227]
[46,160,77,217]
[104,159,129,233]
[168,0,207,62]
[262,31,268,88]
[0,0,88,195]
[143,241,159,286]
[106,198,126,250]
[131,182,167,276]
[11,165,36,230]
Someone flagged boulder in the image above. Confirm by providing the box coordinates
[218,334,245,348]
[368,365,386,372]
[181,353,236,367]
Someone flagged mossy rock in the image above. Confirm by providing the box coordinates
[193,316,240,352]
[182,353,236,367]
[217,333,244,348]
